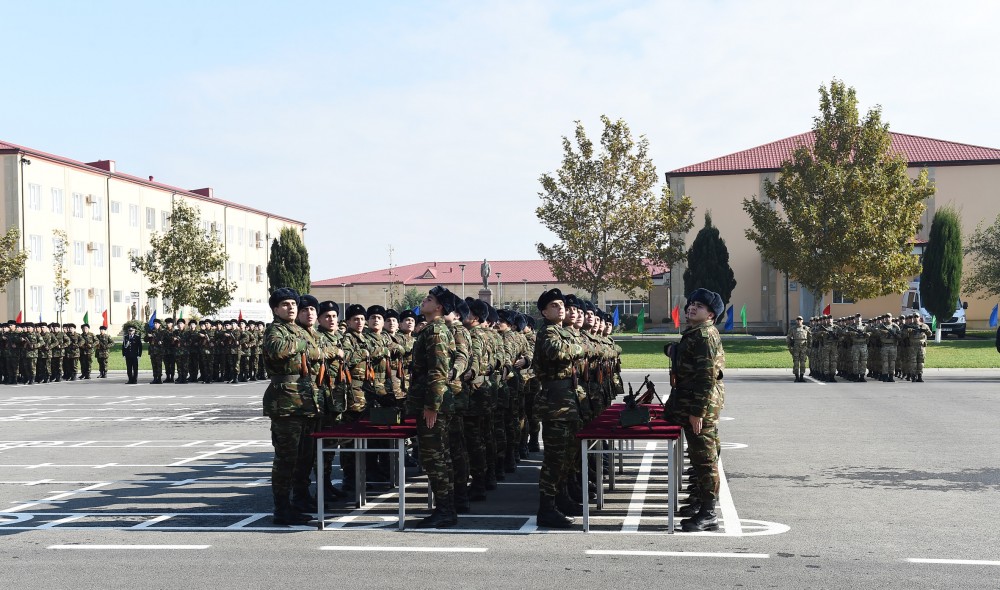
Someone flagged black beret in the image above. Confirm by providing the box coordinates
[428,286,456,315]
[68,323,76,328]
[536,288,565,312]
[176,318,186,325]
[399,309,415,321]
[317,301,339,316]
[513,313,527,332]
[213,320,223,326]
[299,294,319,310]
[582,300,596,313]
[564,294,583,310]
[345,303,367,320]
[687,288,725,323]
[99,325,108,330]
[152,319,162,325]
[269,287,300,309]
[81,323,90,328]
[455,299,470,323]
[487,305,499,324]
[468,299,489,323]
[525,315,536,330]
[383,308,399,320]
[366,305,386,319]
[164,318,174,324]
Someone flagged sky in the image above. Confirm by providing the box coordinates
[4,0,999,281]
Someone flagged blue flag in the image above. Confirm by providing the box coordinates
[724,305,734,331]
[147,310,157,330]
[991,304,998,328]
[413,305,420,316]
[612,306,620,327]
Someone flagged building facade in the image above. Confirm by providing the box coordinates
[0,140,305,332]
[666,132,1000,331]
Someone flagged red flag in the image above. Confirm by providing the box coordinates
[238,309,243,321]
[101,310,109,328]
[15,310,22,324]
[671,305,680,329]
[822,304,831,316]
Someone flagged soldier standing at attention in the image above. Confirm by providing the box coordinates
[36,323,50,383]
[315,301,347,502]
[173,319,189,384]
[146,319,164,384]
[879,314,900,382]
[162,318,177,383]
[197,320,214,384]
[79,324,96,379]
[262,288,320,526]
[462,298,492,502]
[533,288,585,529]
[22,323,38,385]
[786,316,810,382]
[336,304,372,495]
[63,324,81,381]
[122,325,143,384]
[49,322,64,382]
[95,325,112,378]
[663,288,726,532]
[909,315,932,382]
[407,286,458,529]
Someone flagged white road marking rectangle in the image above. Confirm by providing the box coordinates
[48,545,210,550]
[587,550,769,558]
[907,558,1000,566]
[319,546,487,553]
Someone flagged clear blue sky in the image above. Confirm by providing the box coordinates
[4,1,999,280]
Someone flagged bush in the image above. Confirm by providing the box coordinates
[621,314,638,332]
[119,319,146,337]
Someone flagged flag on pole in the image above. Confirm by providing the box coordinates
[671,305,680,329]
[178,308,183,320]
[612,306,620,328]
[15,311,22,324]
[147,310,157,330]
[238,309,243,321]
[637,307,645,333]
[724,305,734,331]
[740,304,747,329]
[83,311,89,325]
[413,305,420,316]
[822,303,831,316]
[990,304,998,328]
[931,315,937,331]
[101,310,109,328]
[38,314,42,323]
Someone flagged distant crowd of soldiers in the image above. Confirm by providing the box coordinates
[0,321,112,384]
[786,313,933,383]
[141,317,270,384]
[260,287,624,528]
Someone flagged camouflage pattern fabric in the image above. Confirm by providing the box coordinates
[538,419,579,497]
[786,324,810,377]
[261,319,321,419]
[407,317,455,499]
[270,416,316,505]
[534,320,585,497]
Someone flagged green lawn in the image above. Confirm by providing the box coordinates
[618,337,1000,369]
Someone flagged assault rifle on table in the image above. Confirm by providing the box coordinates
[619,374,660,427]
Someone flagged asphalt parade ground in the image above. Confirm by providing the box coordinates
[1,368,998,589]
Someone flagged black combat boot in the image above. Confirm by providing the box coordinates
[504,445,517,473]
[536,493,572,529]
[272,492,312,526]
[857,373,866,382]
[417,494,458,529]
[469,474,488,501]
[915,374,923,382]
[290,488,316,514]
[555,486,583,517]
[677,500,702,517]
[454,484,471,514]
[527,432,540,453]
[681,499,719,532]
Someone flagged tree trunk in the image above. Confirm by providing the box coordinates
[935,327,942,343]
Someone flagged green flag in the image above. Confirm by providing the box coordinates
[83,311,89,325]
[739,304,747,329]
[178,308,183,320]
[637,307,645,333]
[931,315,937,331]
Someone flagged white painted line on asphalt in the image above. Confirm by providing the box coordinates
[587,550,769,558]
[48,545,210,550]
[130,515,174,529]
[718,458,741,535]
[804,376,825,385]
[319,546,487,553]
[907,558,1000,566]
[621,441,657,533]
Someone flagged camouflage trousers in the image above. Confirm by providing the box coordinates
[881,346,898,376]
[538,418,582,497]
[20,356,36,383]
[80,353,93,378]
[97,356,108,376]
[149,353,162,379]
[912,345,926,375]
[665,408,721,503]
[850,344,868,376]
[200,354,214,383]
[523,378,541,436]
[164,354,175,379]
[175,355,188,380]
[417,412,453,499]
[463,414,488,481]
[823,347,838,375]
[790,345,807,376]
[36,358,49,382]
[448,416,469,498]
[270,415,319,505]
[62,356,79,379]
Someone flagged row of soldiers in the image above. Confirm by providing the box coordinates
[786,313,933,383]
[0,321,112,384]
[141,317,271,384]
[261,286,624,528]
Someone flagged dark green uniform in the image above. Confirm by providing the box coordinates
[95,330,112,378]
[79,329,96,379]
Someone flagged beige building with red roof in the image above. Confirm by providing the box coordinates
[0,139,304,331]
[666,131,1000,330]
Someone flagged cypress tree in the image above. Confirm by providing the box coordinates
[920,207,963,337]
[683,211,737,303]
[267,227,311,295]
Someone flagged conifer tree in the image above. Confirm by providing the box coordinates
[267,227,311,295]
[683,212,737,303]
[920,207,963,341]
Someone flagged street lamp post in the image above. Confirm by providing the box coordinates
[459,263,466,297]
[341,283,347,313]
[383,287,389,308]
[522,279,527,313]
[496,272,502,308]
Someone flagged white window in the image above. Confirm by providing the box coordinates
[74,289,85,313]
[28,184,41,210]
[832,290,856,304]
[129,247,139,260]
[73,241,85,265]
[239,263,244,280]
[113,290,123,303]
[161,210,169,230]
[129,204,139,227]
[28,234,42,261]
[92,243,105,267]
[51,188,64,214]
[72,193,84,217]
[227,262,234,280]
[145,207,155,229]
[227,225,234,244]
[111,245,122,258]
[110,200,121,214]
[30,286,43,313]
[94,289,106,311]
[237,228,244,246]
[91,196,103,221]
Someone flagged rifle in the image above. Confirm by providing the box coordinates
[620,374,657,427]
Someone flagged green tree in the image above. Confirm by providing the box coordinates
[0,227,28,293]
[920,207,962,341]
[682,212,737,303]
[51,229,70,323]
[743,79,935,315]
[267,227,310,295]
[129,200,235,316]
[964,212,1000,298]
[394,288,423,313]
[536,115,695,301]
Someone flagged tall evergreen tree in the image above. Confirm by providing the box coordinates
[683,212,737,303]
[920,207,963,341]
[267,227,311,295]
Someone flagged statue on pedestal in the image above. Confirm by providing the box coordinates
[480,259,491,290]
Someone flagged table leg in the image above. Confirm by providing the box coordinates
[596,440,604,510]
[397,438,406,530]
[581,439,589,532]
[316,437,325,531]
[355,438,365,508]
[668,439,675,534]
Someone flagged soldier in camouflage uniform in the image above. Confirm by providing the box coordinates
[907,315,932,382]
[6,323,23,384]
[145,319,163,384]
[0,322,8,384]
[161,318,177,382]
[96,325,112,378]
[336,304,373,495]
[20,323,38,385]
[496,309,524,475]
[521,314,542,454]
[445,297,472,513]
[462,298,492,502]
[846,314,868,382]
[262,288,321,526]
[79,324,96,379]
[786,316,810,382]
[314,301,348,503]
[256,321,268,381]
[406,286,458,529]
[363,305,400,480]
[197,320,215,384]
[35,324,51,383]
[664,288,726,532]
[172,319,189,384]
[220,320,240,384]
[878,314,900,382]
[534,288,586,528]
[63,324,81,381]
[48,323,64,382]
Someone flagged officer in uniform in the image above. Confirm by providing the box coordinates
[786,316,810,382]
[122,325,143,384]
[95,325,112,378]
[663,288,726,532]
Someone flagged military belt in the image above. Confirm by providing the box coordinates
[270,374,299,384]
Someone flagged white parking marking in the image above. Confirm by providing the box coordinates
[907,558,1000,566]
[49,545,210,550]
[718,458,741,535]
[587,550,769,558]
[319,546,487,553]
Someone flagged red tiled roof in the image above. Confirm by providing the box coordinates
[668,131,1000,177]
[0,139,304,226]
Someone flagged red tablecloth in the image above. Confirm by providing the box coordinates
[576,405,680,440]
[311,417,417,440]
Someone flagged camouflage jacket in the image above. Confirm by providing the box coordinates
[64,332,81,358]
[669,320,725,419]
[79,332,97,355]
[532,321,585,421]
[95,333,113,358]
[340,329,371,413]
[261,317,322,419]
[406,317,455,414]
[787,325,811,348]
